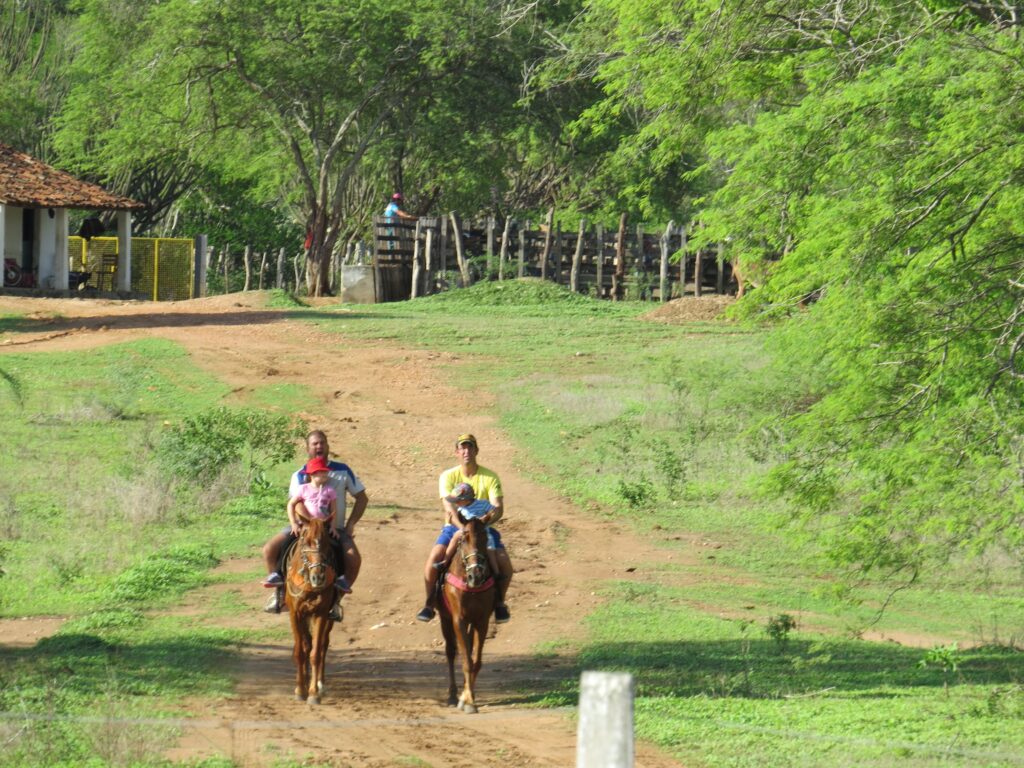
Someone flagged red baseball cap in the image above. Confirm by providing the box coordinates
[305,456,331,475]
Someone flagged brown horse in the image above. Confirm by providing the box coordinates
[439,515,496,713]
[284,518,337,705]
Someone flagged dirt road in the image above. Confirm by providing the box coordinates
[0,294,683,767]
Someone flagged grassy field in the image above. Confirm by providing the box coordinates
[0,338,299,767]
[0,281,1022,767]
[300,281,1024,768]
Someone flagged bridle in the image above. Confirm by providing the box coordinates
[287,534,332,597]
[458,522,491,590]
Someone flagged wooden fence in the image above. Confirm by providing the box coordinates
[373,214,736,303]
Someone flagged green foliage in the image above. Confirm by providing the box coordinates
[765,614,797,651]
[109,545,217,603]
[157,406,305,488]
[919,643,964,677]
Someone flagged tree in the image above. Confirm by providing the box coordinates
[62,0,532,295]
[0,0,74,158]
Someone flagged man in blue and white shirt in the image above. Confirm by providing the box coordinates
[262,430,368,617]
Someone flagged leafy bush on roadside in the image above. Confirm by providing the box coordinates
[109,545,217,603]
[157,407,305,488]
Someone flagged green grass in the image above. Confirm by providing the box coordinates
[288,279,1024,767]
[2,280,1022,766]
[0,338,297,765]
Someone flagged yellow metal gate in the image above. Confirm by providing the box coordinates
[68,236,194,301]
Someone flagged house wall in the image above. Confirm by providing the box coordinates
[3,205,23,264]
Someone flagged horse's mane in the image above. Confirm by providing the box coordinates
[301,518,329,546]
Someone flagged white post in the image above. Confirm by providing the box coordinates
[54,208,69,290]
[116,210,132,292]
[577,672,634,768]
[36,208,56,288]
[0,204,6,265]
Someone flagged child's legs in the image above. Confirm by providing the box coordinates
[444,532,463,564]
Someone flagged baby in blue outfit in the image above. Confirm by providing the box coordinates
[441,482,502,575]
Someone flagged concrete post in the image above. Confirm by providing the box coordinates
[54,208,69,290]
[577,672,634,768]
[116,210,132,292]
[36,208,56,288]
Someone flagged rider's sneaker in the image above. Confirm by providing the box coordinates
[329,600,344,622]
[263,590,282,614]
[415,605,435,622]
[262,572,283,588]
[494,603,510,624]
[334,575,353,594]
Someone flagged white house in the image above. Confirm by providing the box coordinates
[0,142,144,292]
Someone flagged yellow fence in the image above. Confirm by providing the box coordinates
[68,236,195,301]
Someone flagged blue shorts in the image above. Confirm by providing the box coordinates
[435,523,504,550]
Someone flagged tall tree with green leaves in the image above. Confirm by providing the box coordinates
[0,0,74,158]
[58,0,539,294]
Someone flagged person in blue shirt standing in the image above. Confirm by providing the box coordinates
[384,192,415,220]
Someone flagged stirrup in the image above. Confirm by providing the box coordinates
[416,605,436,622]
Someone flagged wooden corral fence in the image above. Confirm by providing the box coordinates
[373,213,736,303]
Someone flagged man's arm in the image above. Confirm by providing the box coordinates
[481,497,503,526]
[345,490,368,535]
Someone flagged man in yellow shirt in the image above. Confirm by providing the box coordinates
[416,433,513,623]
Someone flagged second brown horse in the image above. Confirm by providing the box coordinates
[439,515,496,713]
[285,518,338,704]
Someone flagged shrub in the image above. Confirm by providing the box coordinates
[157,407,305,488]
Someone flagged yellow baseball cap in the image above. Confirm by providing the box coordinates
[455,433,478,448]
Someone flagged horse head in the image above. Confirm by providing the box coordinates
[297,518,333,590]
[457,515,491,590]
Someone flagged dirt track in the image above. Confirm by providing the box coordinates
[0,293,684,767]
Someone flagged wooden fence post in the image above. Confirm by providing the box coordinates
[486,216,495,276]
[243,245,252,291]
[595,223,605,299]
[716,241,725,294]
[222,245,230,294]
[576,671,634,768]
[410,219,423,299]
[498,217,512,281]
[540,206,554,280]
[439,215,449,279]
[553,221,563,284]
[450,212,472,287]
[635,223,645,299]
[518,220,529,278]
[694,225,703,298]
[424,226,434,296]
[613,213,627,301]
[660,220,674,302]
[570,219,586,293]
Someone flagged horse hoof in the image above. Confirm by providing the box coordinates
[309,696,320,706]
[447,697,459,707]
[295,693,306,702]
[463,703,478,714]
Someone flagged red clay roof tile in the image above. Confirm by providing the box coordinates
[0,142,144,211]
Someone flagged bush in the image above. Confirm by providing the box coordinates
[157,407,305,488]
